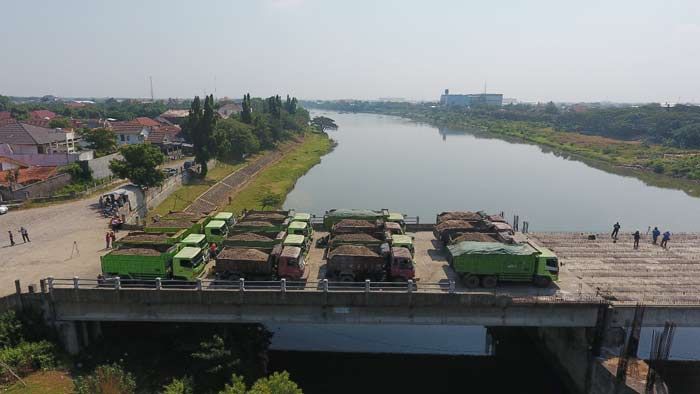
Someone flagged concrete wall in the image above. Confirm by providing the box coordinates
[85,152,121,180]
[1,173,72,200]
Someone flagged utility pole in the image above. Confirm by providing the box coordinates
[150,76,154,102]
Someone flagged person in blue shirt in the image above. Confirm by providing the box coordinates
[652,227,661,245]
[661,231,671,248]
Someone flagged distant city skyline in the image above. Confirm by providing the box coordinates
[1,0,699,103]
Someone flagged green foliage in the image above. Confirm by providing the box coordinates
[0,95,10,111]
[109,143,165,188]
[80,128,118,156]
[214,119,260,161]
[0,341,56,375]
[241,94,253,124]
[48,117,71,129]
[219,372,302,394]
[310,116,338,132]
[0,311,24,348]
[60,162,92,182]
[259,193,282,210]
[190,335,240,390]
[187,95,217,177]
[162,376,195,394]
[74,364,136,394]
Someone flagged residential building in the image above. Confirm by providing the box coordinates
[0,121,78,154]
[217,103,243,119]
[110,121,150,145]
[159,109,189,125]
[439,89,503,107]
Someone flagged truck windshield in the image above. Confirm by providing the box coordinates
[395,258,413,269]
[546,258,559,272]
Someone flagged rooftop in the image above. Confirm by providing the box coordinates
[0,121,69,145]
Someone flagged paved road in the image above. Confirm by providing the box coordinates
[0,197,110,296]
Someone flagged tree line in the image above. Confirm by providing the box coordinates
[305,100,700,149]
[185,93,311,177]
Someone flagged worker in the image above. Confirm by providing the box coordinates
[8,231,15,247]
[99,195,104,208]
[652,227,661,244]
[661,231,671,248]
[19,227,29,243]
[633,230,640,249]
[210,242,218,258]
[611,222,621,239]
[105,232,112,249]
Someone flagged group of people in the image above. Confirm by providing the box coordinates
[104,231,117,249]
[6,227,30,247]
[611,222,671,249]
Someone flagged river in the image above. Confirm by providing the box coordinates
[285,111,700,232]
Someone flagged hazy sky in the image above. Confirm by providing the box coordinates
[1,0,699,102]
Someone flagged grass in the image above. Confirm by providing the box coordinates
[149,161,246,218]
[223,132,333,213]
[3,370,74,394]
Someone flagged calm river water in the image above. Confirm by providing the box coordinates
[285,111,700,232]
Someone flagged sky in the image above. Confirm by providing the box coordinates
[1,0,699,103]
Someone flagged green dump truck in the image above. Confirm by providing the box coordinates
[447,241,559,288]
[211,212,236,228]
[113,231,188,248]
[287,221,313,237]
[323,209,405,231]
[204,220,229,244]
[230,220,288,234]
[283,234,311,258]
[100,243,209,281]
[242,210,293,224]
[223,231,286,248]
[144,217,207,235]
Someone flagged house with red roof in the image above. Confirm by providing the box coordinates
[29,109,57,120]
[110,121,150,145]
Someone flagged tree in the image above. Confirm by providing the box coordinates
[80,128,117,156]
[74,364,136,394]
[162,376,195,394]
[189,95,216,177]
[0,95,11,111]
[241,94,252,124]
[48,118,71,129]
[109,144,165,188]
[214,119,260,161]
[218,372,301,394]
[259,193,282,210]
[310,116,338,132]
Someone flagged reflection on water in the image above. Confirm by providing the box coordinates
[285,111,700,232]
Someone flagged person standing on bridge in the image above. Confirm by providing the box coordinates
[633,230,641,249]
[661,231,671,248]
[611,222,621,240]
[652,227,661,245]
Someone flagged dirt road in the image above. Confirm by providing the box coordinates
[0,197,108,296]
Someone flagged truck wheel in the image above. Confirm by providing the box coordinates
[534,276,552,288]
[463,275,480,288]
[481,276,498,288]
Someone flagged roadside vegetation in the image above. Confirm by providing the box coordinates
[222,132,333,214]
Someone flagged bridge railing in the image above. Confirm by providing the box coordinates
[46,276,608,303]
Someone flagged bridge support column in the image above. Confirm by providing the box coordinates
[56,321,81,355]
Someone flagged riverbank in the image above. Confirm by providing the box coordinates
[222,132,334,213]
[311,105,700,197]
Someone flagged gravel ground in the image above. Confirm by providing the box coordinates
[0,197,111,296]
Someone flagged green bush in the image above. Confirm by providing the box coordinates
[162,376,195,394]
[74,363,136,394]
[0,340,56,376]
[0,311,24,348]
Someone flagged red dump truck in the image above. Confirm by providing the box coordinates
[214,244,305,281]
[325,244,415,282]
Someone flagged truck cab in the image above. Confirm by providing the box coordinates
[389,247,415,281]
[180,233,210,260]
[534,246,559,286]
[277,246,305,280]
[204,220,229,244]
[212,212,236,228]
[390,234,414,255]
[172,246,208,280]
[386,212,406,231]
[287,221,313,237]
[283,234,311,257]
[291,212,311,225]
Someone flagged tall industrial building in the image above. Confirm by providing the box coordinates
[439,89,503,107]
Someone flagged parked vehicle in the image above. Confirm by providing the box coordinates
[241,210,294,224]
[433,220,489,244]
[114,230,189,248]
[223,231,285,249]
[328,233,385,249]
[282,234,311,257]
[0,205,7,215]
[230,220,288,234]
[447,241,559,288]
[287,221,312,237]
[214,244,305,281]
[325,244,415,282]
[100,244,208,281]
[204,220,229,244]
[211,212,236,228]
[323,209,405,231]
[390,234,414,255]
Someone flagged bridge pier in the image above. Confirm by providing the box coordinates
[56,321,81,355]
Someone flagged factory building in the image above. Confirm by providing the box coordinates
[439,89,503,107]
